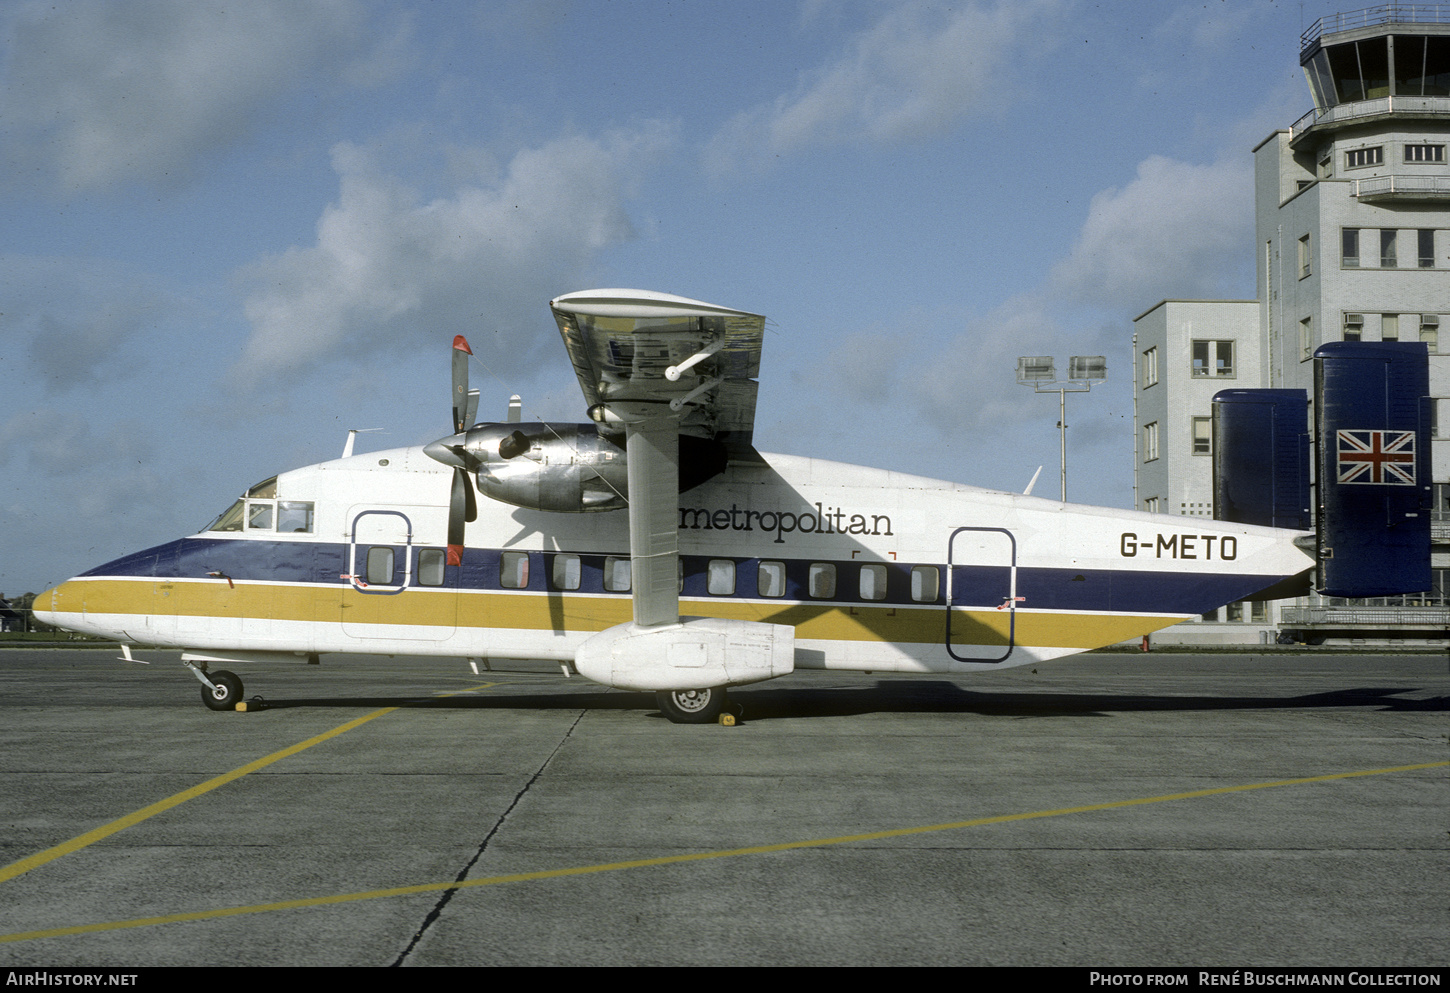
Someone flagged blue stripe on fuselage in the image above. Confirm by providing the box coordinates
[79,536,1282,619]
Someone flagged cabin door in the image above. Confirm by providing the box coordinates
[343,507,457,641]
[945,526,1017,663]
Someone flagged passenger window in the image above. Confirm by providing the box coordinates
[500,551,530,589]
[911,566,940,603]
[417,549,445,587]
[366,547,395,585]
[277,501,314,533]
[247,501,274,530]
[859,563,888,601]
[552,554,581,591]
[707,559,736,595]
[757,561,786,598]
[808,563,836,599]
[604,556,631,592]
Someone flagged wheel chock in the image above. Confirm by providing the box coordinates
[718,713,736,726]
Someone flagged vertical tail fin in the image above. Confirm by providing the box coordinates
[1212,342,1431,598]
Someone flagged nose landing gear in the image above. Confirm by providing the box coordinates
[185,659,244,711]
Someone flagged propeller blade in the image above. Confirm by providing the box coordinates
[448,466,470,565]
[443,336,479,565]
[452,335,473,433]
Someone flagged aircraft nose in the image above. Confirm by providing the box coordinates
[29,585,61,629]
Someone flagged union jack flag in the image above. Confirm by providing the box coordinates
[1336,429,1416,485]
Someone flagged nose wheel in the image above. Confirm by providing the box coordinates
[199,670,243,711]
[656,687,726,724]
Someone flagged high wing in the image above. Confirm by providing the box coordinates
[551,289,765,459]
[550,289,766,628]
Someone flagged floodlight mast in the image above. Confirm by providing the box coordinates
[1014,355,1106,502]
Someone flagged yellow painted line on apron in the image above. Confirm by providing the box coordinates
[0,682,497,887]
[2,759,1441,945]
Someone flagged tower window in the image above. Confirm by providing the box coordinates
[1381,229,1397,268]
[1298,235,1312,278]
[1343,313,1363,342]
[1342,228,1359,267]
[1405,144,1445,163]
[1345,146,1383,169]
[1419,230,1436,268]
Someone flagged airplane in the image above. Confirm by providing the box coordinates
[30,289,1428,723]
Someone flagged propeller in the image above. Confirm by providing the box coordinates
[452,335,478,433]
[428,335,480,565]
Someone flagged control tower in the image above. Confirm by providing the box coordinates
[1300,7,1450,116]
[1256,5,1449,390]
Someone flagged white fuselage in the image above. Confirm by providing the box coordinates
[35,446,1313,676]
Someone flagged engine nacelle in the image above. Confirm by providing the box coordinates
[471,423,629,513]
[454,422,727,514]
[574,617,796,691]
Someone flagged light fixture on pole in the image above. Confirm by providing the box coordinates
[1015,354,1107,502]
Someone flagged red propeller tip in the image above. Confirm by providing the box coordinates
[453,335,473,354]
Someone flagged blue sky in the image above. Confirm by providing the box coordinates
[1,0,1348,595]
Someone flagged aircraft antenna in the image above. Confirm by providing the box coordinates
[342,428,383,458]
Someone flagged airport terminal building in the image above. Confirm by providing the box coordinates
[1134,6,1450,646]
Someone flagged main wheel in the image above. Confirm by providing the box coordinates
[201,670,243,711]
[656,687,726,724]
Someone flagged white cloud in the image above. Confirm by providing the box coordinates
[0,0,372,191]
[1049,155,1255,313]
[704,0,1059,175]
[235,125,675,384]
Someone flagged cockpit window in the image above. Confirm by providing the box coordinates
[208,499,245,532]
[247,502,274,530]
[278,501,314,533]
[206,478,312,534]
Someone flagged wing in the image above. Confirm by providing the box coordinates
[551,289,765,460]
[550,289,766,627]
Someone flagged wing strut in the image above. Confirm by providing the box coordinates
[619,403,681,627]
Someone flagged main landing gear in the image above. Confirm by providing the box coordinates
[655,686,727,724]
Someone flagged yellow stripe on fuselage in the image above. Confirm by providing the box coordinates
[45,577,1184,651]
